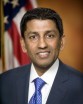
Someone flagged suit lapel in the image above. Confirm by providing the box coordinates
[46,61,70,104]
[16,65,31,104]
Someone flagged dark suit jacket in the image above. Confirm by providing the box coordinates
[0,60,83,104]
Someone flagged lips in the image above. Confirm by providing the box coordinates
[37,51,50,58]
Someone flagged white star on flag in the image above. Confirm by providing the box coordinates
[11,0,19,8]
[4,0,9,5]
[4,16,9,24]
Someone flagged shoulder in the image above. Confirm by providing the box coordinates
[58,60,83,86]
[58,60,83,94]
[0,64,31,81]
[59,59,83,77]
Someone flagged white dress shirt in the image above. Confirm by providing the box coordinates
[28,59,59,104]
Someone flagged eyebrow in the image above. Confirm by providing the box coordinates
[44,30,57,34]
[25,30,58,36]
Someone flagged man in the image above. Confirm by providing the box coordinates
[0,7,83,104]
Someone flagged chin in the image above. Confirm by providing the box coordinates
[35,60,55,70]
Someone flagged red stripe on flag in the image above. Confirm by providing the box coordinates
[25,0,33,10]
[8,21,31,65]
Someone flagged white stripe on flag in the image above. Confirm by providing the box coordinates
[30,0,38,8]
[4,31,20,70]
[13,7,26,35]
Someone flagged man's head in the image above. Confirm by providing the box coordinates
[20,7,65,75]
[20,7,63,38]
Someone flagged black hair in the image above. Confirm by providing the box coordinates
[20,7,63,38]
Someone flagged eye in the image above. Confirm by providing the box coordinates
[46,34,56,38]
[28,34,39,41]
[29,35,37,39]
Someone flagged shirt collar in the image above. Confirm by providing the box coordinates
[30,59,59,86]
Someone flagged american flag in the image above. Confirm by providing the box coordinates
[3,0,37,70]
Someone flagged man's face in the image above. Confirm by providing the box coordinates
[21,19,64,70]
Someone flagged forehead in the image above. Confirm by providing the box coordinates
[25,19,58,31]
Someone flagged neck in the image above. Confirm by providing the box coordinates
[33,65,49,76]
[35,68,47,76]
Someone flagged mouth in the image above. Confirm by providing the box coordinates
[37,51,50,58]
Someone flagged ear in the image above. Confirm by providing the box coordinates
[20,37,27,53]
[60,35,65,51]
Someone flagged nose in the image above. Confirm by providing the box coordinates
[38,37,47,49]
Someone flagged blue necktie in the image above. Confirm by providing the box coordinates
[29,78,46,104]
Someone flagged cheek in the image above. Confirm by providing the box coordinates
[25,43,36,54]
[50,40,61,51]
[50,41,58,48]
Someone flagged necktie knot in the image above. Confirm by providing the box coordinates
[34,78,46,91]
